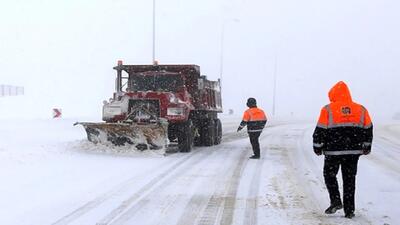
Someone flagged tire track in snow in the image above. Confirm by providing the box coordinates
[241,133,272,225]
[376,136,400,151]
[219,150,248,225]
[241,152,263,225]
[97,148,217,225]
[109,145,232,225]
[379,124,400,147]
[262,129,322,224]
[174,144,242,225]
[52,152,198,225]
[249,125,332,225]
[196,133,271,225]
[196,149,248,225]
[366,138,400,177]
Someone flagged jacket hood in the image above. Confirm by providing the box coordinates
[328,81,353,103]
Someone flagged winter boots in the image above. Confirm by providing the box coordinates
[325,203,356,219]
[324,203,343,214]
[345,212,355,219]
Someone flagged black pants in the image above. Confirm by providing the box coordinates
[323,155,360,214]
[248,132,261,157]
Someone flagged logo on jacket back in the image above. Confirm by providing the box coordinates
[341,106,351,115]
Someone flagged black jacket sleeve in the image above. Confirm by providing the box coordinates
[362,124,373,151]
[312,126,327,154]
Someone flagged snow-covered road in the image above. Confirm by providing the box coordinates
[0,117,399,225]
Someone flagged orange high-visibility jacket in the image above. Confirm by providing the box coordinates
[313,81,373,155]
[239,107,267,132]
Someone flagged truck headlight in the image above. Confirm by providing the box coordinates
[103,106,122,117]
[167,107,184,116]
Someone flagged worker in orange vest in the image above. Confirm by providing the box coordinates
[313,81,373,219]
[237,98,267,159]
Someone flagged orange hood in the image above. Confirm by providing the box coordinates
[328,81,353,103]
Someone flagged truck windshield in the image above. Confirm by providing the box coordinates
[130,74,183,92]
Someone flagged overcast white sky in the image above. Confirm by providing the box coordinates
[1,0,399,120]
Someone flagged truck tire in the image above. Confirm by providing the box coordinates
[203,119,215,146]
[178,120,194,152]
[214,119,222,145]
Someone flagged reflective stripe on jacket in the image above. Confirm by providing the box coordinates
[312,81,373,155]
[239,107,267,132]
[316,104,372,129]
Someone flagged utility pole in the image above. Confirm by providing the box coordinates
[152,0,156,64]
[272,54,278,116]
[219,23,225,85]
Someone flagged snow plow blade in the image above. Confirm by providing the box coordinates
[74,120,168,151]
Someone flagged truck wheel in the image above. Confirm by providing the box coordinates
[203,119,215,146]
[178,121,194,152]
[214,119,222,145]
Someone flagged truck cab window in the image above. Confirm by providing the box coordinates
[131,74,183,92]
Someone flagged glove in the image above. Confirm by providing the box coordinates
[237,126,243,132]
[314,149,322,156]
[362,142,371,155]
[363,149,371,155]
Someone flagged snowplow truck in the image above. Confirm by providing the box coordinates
[76,62,223,152]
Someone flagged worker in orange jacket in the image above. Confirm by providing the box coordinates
[313,81,373,219]
[237,98,267,159]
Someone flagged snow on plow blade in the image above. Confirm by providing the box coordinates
[74,121,168,151]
